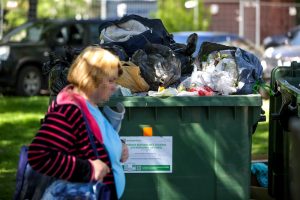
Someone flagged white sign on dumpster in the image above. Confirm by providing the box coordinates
[120,136,173,173]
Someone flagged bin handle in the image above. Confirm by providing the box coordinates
[259,108,266,122]
[291,61,300,77]
[271,102,298,120]
[271,113,281,120]
[259,114,266,122]
[273,81,281,97]
[288,102,297,112]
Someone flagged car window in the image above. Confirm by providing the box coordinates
[54,24,85,45]
[8,23,44,42]
[55,26,69,44]
[68,24,84,45]
[89,24,100,44]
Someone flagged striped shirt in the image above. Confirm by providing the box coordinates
[28,103,117,198]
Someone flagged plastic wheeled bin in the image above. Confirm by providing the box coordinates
[268,61,300,200]
[105,94,262,200]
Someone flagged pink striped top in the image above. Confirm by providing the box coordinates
[28,102,117,198]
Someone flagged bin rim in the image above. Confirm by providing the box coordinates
[105,94,262,107]
[276,78,300,98]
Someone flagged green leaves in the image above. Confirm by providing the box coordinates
[252,80,275,97]
[154,0,210,32]
[3,0,90,31]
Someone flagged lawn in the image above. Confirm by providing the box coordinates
[0,96,49,199]
[252,99,269,158]
[0,96,269,199]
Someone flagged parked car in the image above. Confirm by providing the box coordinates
[172,31,263,59]
[261,45,300,80]
[0,18,104,96]
[263,26,300,49]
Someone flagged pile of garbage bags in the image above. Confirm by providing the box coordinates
[44,14,264,97]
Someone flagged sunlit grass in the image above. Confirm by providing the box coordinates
[252,99,269,158]
[0,113,45,122]
[0,96,49,199]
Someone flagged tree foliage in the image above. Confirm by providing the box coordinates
[37,0,87,19]
[154,0,210,32]
[3,0,91,31]
[4,0,28,31]
[2,0,211,33]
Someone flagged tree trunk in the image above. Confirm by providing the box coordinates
[28,0,38,21]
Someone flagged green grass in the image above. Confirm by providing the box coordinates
[0,96,270,199]
[0,96,49,199]
[252,100,269,158]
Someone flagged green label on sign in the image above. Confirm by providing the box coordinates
[123,165,170,171]
[141,165,170,171]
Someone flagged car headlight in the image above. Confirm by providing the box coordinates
[264,47,274,58]
[0,46,10,61]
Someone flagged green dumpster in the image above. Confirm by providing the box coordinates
[105,94,262,200]
[268,61,300,200]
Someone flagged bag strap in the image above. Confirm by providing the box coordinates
[82,112,100,158]
[13,146,29,200]
[52,98,100,157]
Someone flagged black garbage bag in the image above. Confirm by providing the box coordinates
[99,14,197,76]
[99,14,175,57]
[170,33,198,75]
[131,43,181,90]
[101,44,129,61]
[195,42,264,94]
[43,46,82,96]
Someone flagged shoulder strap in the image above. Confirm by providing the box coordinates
[54,97,102,158]
[13,146,29,200]
[81,112,99,157]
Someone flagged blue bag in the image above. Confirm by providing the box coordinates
[14,146,54,200]
[41,110,112,199]
[41,180,110,200]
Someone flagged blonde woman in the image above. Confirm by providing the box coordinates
[28,46,128,199]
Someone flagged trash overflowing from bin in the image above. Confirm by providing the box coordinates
[39,14,266,200]
[43,14,265,98]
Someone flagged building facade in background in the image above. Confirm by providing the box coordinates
[204,0,297,45]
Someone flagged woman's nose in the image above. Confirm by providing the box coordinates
[111,83,117,92]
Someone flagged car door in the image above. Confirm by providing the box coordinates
[6,21,51,74]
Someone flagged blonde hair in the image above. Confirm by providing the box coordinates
[67,46,122,94]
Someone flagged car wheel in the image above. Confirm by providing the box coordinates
[16,66,42,96]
